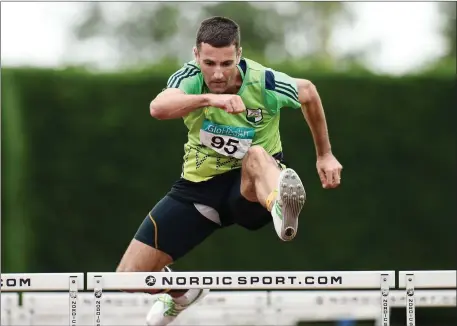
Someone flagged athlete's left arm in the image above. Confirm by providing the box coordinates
[295,79,330,157]
[295,78,343,189]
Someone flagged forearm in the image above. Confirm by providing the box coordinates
[150,92,210,120]
[298,81,332,157]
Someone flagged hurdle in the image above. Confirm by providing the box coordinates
[1,273,84,325]
[87,270,395,326]
[398,270,456,326]
[1,292,19,325]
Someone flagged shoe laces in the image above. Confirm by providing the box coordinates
[158,296,180,317]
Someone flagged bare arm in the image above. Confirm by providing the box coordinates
[150,88,246,120]
[296,78,332,157]
[149,88,211,120]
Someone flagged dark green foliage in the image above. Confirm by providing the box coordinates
[2,68,455,276]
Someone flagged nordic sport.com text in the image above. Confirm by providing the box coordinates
[161,276,343,286]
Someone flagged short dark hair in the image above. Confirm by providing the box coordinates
[196,16,240,50]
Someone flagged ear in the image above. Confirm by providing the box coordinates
[236,47,242,64]
[193,46,199,61]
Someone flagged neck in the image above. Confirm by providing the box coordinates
[225,68,243,94]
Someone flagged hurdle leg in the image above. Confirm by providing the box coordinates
[69,276,78,325]
[94,276,103,326]
[406,274,415,326]
[4,297,13,326]
[380,273,390,326]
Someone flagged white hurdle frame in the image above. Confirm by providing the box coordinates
[0,273,84,325]
[86,271,395,326]
[4,270,455,326]
[398,270,457,326]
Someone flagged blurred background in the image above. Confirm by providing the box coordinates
[2,1,456,325]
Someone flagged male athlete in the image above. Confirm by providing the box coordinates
[116,16,342,326]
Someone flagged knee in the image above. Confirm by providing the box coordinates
[246,145,267,160]
[116,239,173,273]
[116,263,168,273]
[116,255,170,273]
[116,265,139,273]
[243,146,274,174]
[243,146,267,167]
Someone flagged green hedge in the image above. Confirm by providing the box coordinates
[2,67,456,276]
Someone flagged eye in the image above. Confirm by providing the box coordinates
[222,62,233,67]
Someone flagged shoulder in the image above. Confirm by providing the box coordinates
[167,60,202,89]
[244,58,299,101]
[242,57,267,72]
[264,68,300,105]
[166,60,203,94]
[241,58,300,112]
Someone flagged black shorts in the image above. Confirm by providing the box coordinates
[134,153,286,261]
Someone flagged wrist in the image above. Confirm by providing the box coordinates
[201,93,214,107]
[317,148,332,159]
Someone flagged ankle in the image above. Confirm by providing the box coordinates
[265,189,278,212]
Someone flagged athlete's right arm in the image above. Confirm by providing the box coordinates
[149,63,210,120]
[149,88,212,120]
[150,89,245,120]
[150,63,245,120]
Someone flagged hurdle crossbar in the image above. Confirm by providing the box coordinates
[3,271,456,326]
[1,273,84,291]
[398,270,457,326]
[87,271,394,326]
[1,273,84,326]
[86,271,395,290]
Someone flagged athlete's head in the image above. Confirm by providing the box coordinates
[193,16,242,94]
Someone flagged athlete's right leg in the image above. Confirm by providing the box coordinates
[116,240,173,290]
[116,194,219,325]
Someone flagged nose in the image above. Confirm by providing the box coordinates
[213,69,223,80]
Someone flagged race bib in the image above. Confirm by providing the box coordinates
[200,120,255,159]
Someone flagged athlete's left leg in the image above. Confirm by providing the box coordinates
[240,145,306,241]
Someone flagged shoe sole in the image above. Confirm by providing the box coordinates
[278,168,306,241]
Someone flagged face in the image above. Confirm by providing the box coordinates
[194,43,241,94]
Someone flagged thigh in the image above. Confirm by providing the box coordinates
[134,195,220,261]
[225,172,273,231]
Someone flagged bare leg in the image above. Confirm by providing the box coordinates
[240,146,282,209]
[240,146,306,241]
[117,239,208,325]
[116,239,186,298]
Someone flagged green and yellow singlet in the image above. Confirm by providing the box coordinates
[166,57,301,182]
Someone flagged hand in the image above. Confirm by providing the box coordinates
[207,94,246,114]
[316,153,343,189]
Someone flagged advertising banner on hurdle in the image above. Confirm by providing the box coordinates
[398,270,457,289]
[398,270,457,326]
[86,271,395,290]
[1,273,84,326]
[87,271,394,326]
[1,273,84,291]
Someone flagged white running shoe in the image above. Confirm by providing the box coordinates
[146,289,209,326]
[271,168,306,241]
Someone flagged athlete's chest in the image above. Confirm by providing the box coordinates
[203,106,268,129]
[203,90,273,128]
[198,94,276,159]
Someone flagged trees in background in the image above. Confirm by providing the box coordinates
[70,2,364,71]
[70,2,454,74]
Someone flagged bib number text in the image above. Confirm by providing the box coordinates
[211,136,239,155]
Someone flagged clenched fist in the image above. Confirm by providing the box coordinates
[207,94,246,114]
[316,153,343,189]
